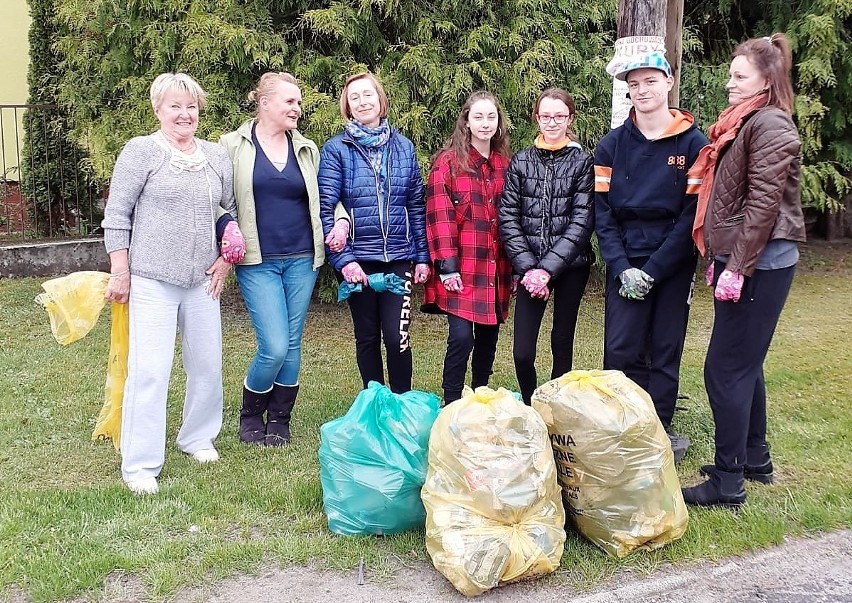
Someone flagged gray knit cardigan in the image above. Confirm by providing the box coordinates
[102,135,237,288]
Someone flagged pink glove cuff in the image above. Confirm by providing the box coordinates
[714,270,744,302]
[341,262,365,284]
[221,221,246,264]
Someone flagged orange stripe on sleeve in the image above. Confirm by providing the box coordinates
[594,165,612,192]
[686,177,702,195]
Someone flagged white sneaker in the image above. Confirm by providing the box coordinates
[126,477,159,495]
[191,448,220,464]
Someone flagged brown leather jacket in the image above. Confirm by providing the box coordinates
[705,107,806,276]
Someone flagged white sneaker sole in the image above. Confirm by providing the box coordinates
[126,477,159,495]
[191,449,220,464]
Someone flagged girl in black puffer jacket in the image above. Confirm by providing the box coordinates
[498,88,595,405]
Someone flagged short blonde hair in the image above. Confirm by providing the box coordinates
[248,72,300,116]
[338,72,389,122]
[149,72,207,110]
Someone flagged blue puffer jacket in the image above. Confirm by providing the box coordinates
[319,128,429,271]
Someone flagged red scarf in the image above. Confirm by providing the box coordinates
[689,93,768,256]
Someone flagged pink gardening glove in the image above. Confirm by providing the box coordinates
[522,268,551,299]
[414,263,431,284]
[325,219,349,252]
[341,262,367,284]
[442,275,464,293]
[221,221,246,264]
[705,263,715,287]
[714,269,744,302]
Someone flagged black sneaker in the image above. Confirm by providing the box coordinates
[667,431,690,464]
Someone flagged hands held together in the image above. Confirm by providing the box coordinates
[619,267,654,301]
[521,268,550,300]
[341,261,430,287]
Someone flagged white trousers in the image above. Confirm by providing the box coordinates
[120,275,223,482]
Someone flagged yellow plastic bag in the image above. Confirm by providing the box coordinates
[422,387,566,597]
[36,271,110,345]
[36,271,127,449]
[92,302,128,449]
[532,370,688,558]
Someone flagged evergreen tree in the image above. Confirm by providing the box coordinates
[52,0,850,218]
[22,0,101,236]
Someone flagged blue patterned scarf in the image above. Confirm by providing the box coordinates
[345,118,391,175]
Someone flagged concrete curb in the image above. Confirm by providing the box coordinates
[0,237,108,277]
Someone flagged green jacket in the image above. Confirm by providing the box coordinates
[219,120,325,268]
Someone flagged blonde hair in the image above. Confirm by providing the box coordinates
[247,72,300,117]
[149,73,207,110]
[338,72,389,122]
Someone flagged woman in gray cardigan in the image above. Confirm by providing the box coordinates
[102,72,243,495]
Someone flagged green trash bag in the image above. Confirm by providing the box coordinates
[319,381,441,535]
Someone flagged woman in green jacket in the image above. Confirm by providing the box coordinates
[219,72,323,447]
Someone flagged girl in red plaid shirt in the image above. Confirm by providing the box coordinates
[422,92,513,403]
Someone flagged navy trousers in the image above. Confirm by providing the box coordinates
[705,261,795,472]
[603,258,696,428]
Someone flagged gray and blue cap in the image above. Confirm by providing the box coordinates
[614,51,672,81]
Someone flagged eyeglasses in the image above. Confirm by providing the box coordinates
[537,114,570,125]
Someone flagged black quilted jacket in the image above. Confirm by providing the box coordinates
[498,144,595,278]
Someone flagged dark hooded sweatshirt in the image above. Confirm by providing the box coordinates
[594,108,708,282]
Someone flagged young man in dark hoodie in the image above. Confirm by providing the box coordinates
[594,52,708,463]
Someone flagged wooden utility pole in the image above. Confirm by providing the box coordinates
[616,0,684,106]
[666,0,685,106]
[617,0,666,38]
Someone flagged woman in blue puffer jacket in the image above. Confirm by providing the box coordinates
[319,72,431,393]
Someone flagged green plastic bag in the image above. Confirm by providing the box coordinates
[319,381,440,535]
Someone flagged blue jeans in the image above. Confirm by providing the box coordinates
[236,257,318,391]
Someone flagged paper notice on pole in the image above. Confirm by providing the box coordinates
[607,36,666,130]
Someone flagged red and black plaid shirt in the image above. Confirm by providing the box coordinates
[422,147,512,324]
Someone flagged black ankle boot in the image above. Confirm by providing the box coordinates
[240,386,271,444]
[744,443,774,484]
[682,468,746,509]
[700,443,774,484]
[266,384,298,447]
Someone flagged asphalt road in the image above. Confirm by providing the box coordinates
[183,529,852,603]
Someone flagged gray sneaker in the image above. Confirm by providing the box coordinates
[667,431,690,464]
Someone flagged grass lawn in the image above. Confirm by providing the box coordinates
[1,242,850,602]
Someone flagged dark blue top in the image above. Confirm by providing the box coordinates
[252,124,312,259]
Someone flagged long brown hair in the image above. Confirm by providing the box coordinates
[434,91,510,174]
[732,33,795,115]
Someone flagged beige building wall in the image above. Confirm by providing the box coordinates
[1,0,31,178]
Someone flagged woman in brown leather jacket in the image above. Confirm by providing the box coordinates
[683,33,806,509]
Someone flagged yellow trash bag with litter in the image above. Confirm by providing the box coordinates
[532,370,688,558]
[37,271,128,449]
[36,271,110,345]
[421,387,566,597]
